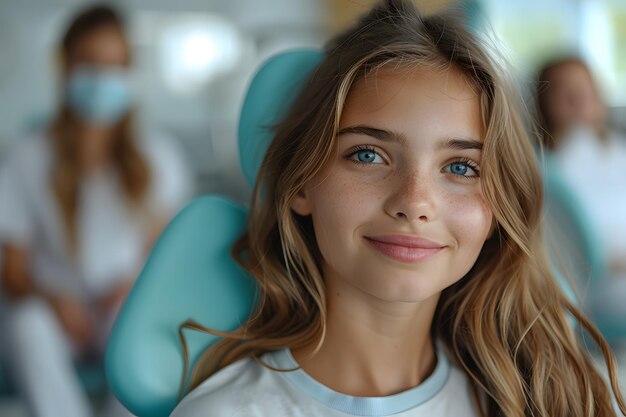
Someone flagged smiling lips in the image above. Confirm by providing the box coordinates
[365,235,446,263]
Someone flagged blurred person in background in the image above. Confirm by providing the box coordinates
[537,57,626,343]
[0,4,193,417]
[537,57,609,151]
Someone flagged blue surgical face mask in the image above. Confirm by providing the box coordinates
[66,66,132,125]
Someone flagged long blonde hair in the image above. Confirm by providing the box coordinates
[184,1,626,415]
[51,5,150,250]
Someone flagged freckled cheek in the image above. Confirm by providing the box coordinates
[312,173,384,220]
[310,182,381,262]
[308,179,371,261]
[443,193,493,242]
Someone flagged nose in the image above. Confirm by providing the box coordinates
[383,169,437,222]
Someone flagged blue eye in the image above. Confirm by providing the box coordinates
[348,147,384,164]
[443,161,479,178]
[450,163,468,175]
[357,150,377,163]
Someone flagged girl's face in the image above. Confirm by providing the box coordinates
[292,66,493,303]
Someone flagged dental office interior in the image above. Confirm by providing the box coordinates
[0,0,625,416]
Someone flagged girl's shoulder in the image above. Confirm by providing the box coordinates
[170,352,298,417]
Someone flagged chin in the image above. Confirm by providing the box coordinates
[369,281,444,304]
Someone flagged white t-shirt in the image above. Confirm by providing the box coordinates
[0,131,193,301]
[171,346,478,417]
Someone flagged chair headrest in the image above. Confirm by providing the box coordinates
[238,49,324,186]
[105,196,255,417]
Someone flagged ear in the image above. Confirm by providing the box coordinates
[290,188,312,216]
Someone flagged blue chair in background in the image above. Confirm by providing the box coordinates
[541,153,607,304]
[105,49,323,417]
[539,153,626,344]
[543,153,626,345]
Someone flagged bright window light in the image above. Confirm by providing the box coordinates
[160,14,242,94]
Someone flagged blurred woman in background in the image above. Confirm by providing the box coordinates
[0,4,192,417]
[537,57,626,344]
[537,58,608,150]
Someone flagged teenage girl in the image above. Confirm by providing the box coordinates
[172,1,626,416]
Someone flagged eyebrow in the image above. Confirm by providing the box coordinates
[337,125,483,151]
[438,138,483,151]
[337,126,406,144]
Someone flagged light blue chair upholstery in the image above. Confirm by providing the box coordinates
[543,154,626,344]
[541,153,615,336]
[238,50,324,187]
[105,49,323,417]
[541,154,607,301]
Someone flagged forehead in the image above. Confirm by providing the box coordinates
[549,62,594,86]
[339,65,484,142]
[68,25,129,66]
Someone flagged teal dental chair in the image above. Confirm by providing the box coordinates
[542,153,626,345]
[105,49,323,417]
[540,153,609,333]
[541,154,607,303]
